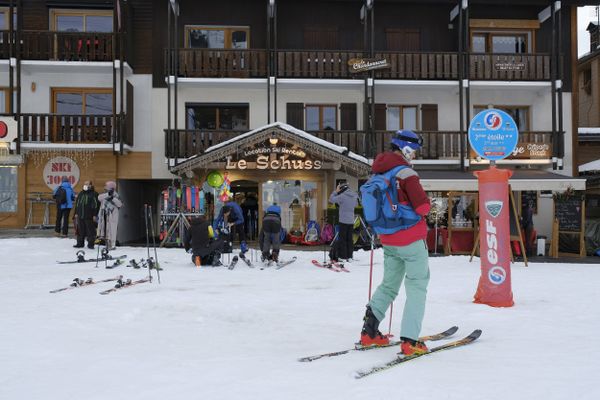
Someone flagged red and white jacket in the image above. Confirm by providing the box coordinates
[371,152,431,247]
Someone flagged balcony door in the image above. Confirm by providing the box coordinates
[185,104,249,130]
[185,26,249,49]
[50,9,113,61]
[51,88,113,142]
[385,29,420,51]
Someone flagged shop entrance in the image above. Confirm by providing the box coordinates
[231,179,259,241]
[261,179,318,236]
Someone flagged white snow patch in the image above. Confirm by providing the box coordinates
[1,238,599,400]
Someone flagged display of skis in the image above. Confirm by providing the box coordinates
[354,329,482,379]
[227,256,239,270]
[50,275,123,293]
[298,326,459,362]
[57,250,127,264]
[99,276,153,295]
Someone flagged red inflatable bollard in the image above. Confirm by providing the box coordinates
[473,166,514,307]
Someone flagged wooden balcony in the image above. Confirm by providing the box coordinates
[164,129,467,160]
[0,31,119,61]
[19,113,127,144]
[166,49,553,82]
[469,53,551,81]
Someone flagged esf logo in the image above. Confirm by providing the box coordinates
[485,200,503,218]
[484,111,502,130]
[488,266,507,285]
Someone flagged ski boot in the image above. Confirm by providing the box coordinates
[400,337,428,356]
[360,305,390,347]
[211,253,224,267]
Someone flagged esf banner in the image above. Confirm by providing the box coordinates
[468,109,519,161]
[473,166,514,307]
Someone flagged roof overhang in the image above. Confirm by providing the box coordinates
[418,169,586,192]
[170,122,372,178]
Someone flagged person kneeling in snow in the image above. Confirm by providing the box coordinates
[259,204,282,264]
[184,215,225,266]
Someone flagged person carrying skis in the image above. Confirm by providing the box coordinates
[359,130,431,356]
[259,204,282,264]
[97,181,122,250]
[53,176,76,237]
[213,198,248,255]
[73,180,99,249]
[329,182,358,262]
[184,215,225,266]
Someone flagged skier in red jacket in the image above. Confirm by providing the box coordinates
[360,130,432,356]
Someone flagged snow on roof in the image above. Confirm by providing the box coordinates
[203,122,361,162]
[579,159,600,173]
[578,127,600,135]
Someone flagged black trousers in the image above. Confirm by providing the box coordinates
[334,223,354,260]
[55,208,71,235]
[191,239,225,265]
[77,218,97,248]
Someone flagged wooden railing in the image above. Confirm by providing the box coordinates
[19,113,126,144]
[469,53,551,81]
[164,129,467,160]
[167,48,267,78]
[165,49,554,81]
[0,31,119,61]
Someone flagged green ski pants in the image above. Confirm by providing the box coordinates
[368,240,430,341]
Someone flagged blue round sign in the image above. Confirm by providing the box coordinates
[468,109,519,161]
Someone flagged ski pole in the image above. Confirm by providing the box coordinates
[149,205,161,284]
[388,302,394,337]
[144,204,152,282]
[368,242,374,301]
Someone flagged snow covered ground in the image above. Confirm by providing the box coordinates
[1,237,599,400]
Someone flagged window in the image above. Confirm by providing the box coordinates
[305,105,337,131]
[0,88,12,113]
[0,166,18,213]
[471,32,530,53]
[386,105,418,131]
[52,88,113,115]
[186,104,249,130]
[474,105,529,131]
[51,9,113,32]
[0,8,17,30]
[185,26,249,49]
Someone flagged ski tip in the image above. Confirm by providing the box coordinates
[469,329,483,340]
[445,326,459,336]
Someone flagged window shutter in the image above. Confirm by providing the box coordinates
[385,29,421,51]
[374,103,387,131]
[286,103,304,130]
[340,103,357,130]
[420,104,438,131]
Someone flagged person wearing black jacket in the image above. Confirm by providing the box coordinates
[184,215,225,266]
[259,204,282,264]
[73,180,99,249]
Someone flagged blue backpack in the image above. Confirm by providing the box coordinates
[360,165,421,235]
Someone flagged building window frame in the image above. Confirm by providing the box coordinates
[305,104,338,131]
[185,103,249,130]
[0,87,12,113]
[51,87,113,115]
[0,166,18,214]
[469,19,539,54]
[184,25,250,49]
[0,7,17,30]
[50,8,113,32]
[473,104,531,132]
[385,104,419,131]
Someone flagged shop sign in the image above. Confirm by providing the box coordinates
[348,58,390,73]
[508,142,551,159]
[43,156,80,189]
[0,117,18,143]
[225,145,322,170]
[468,109,519,161]
[494,61,526,71]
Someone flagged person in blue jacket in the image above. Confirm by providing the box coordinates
[213,198,248,254]
[53,176,76,237]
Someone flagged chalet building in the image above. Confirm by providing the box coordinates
[0,0,592,248]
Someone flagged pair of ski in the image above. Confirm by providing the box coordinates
[57,251,127,264]
[99,276,152,295]
[260,256,297,270]
[50,275,123,293]
[226,253,252,270]
[312,260,350,273]
[299,326,481,379]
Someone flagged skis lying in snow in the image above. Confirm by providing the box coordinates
[99,277,152,295]
[57,250,127,264]
[298,326,458,362]
[354,329,482,379]
[227,256,239,270]
[311,260,349,272]
[275,257,297,270]
[50,275,123,293]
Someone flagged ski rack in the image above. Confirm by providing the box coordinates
[159,212,194,248]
